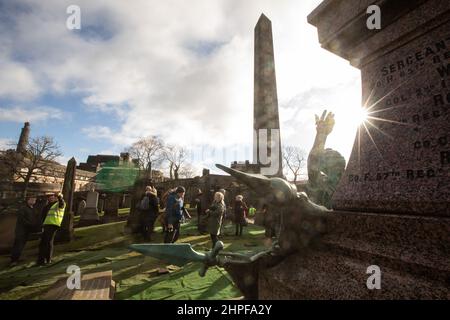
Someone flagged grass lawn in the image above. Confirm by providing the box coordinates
[0,218,266,300]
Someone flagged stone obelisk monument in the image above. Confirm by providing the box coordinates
[253,14,283,177]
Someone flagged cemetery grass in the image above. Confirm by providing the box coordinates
[0,217,266,300]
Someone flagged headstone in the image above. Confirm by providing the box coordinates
[104,194,120,216]
[253,14,283,177]
[122,194,131,208]
[57,157,76,242]
[42,270,115,300]
[76,200,86,216]
[79,190,100,223]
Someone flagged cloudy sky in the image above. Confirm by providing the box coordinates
[0,0,362,178]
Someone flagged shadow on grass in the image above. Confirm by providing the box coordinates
[0,220,265,300]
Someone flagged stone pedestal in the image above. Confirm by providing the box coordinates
[258,0,450,299]
[259,211,450,299]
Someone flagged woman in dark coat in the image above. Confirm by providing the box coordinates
[234,195,248,236]
[140,186,159,241]
[206,192,225,249]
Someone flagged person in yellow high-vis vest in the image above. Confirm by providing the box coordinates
[37,192,65,266]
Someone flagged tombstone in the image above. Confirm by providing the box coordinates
[56,157,76,242]
[98,195,105,213]
[103,194,120,216]
[76,200,86,216]
[121,194,131,209]
[256,2,450,299]
[79,189,100,225]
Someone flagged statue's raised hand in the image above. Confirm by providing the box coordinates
[315,110,335,136]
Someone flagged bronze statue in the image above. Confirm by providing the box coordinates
[130,164,332,299]
[307,110,346,208]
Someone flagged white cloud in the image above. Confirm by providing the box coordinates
[1,0,362,169]
[0,106,65,123]
[0,138,15,150]
[0,61,41,100]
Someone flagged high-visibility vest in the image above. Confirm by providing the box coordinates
[43,202,66,227]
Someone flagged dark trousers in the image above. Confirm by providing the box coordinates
[235,223,243,236]
[11,229,31,262]
[37,225,59,264]
[164,221,180,243]
[141,214,156,241]
[210,234,219,249]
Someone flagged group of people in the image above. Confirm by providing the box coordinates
[11,186,277,266]
[10,192,66,267]
[136,185,259,249]
[136,185,189,244]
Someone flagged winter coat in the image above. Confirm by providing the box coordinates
[233,200,248,225]
[207,201,225,236]
[165,193,183,225]
[15,204,36,237]
[140,193,159,223]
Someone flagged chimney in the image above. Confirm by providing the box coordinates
[16,122,30,154]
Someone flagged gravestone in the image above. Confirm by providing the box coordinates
[122,194,131,208]
[56,157,76,242]
[104,194,120,216]
[256,1,450,299]
[98,196,105,213]
[79,190,100,224]
[76,200,86,216]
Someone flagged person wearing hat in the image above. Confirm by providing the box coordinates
[10,194,39,266]
[164,186,185,243]
[139,185,159,241]
[36,192,65,266]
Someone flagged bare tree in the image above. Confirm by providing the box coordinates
[126,136,164,178]
[0,136,62,198]
[179,164,197,179]
[164,145,189,180]
[282,146,306,183]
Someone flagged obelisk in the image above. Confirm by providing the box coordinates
[253,14,283,177]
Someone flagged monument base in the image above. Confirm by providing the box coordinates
[259,211,450,299]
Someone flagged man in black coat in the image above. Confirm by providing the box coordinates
[10,194,38,266]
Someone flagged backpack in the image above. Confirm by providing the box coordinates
[139,196,150,210]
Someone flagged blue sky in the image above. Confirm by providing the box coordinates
[0,0,362,178]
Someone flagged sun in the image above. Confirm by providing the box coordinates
[356,107,369,124]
